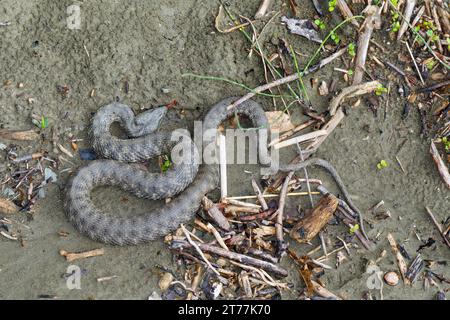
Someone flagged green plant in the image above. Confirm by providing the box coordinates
[330,31,340,44]
[377,159,389,170]
[328,0,337,12]
[390,11,400,32]
[391,20,400,32]
[314,18,326,30]
[426,59,436,70]
[32,116,48,129]
[389,0,399,7]
[347,69,353,76]
[347,43,356,57]
[388,2,449,70]
[426,29,439,42]
[375,84,388,96]
[160,155,172,172]
[290,45,310,104]
[349,224,360,234]
[442,137,450,153]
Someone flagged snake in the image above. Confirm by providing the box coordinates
[64,97,364,245]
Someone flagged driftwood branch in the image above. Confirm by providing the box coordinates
[59,248,104,262]
[275,172,294,258]
[429,141,450,189]
[255,0,273,19]
[397,0,417,41]
[0,129,39,141]
[329,80,381,115]
[337,0,360,27]
[174,240,288,277]
[387,234,410,285]
[251,179,269,211]
[353,6,381,85]
[290,194,339,243]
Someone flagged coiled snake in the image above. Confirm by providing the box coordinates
[65,97,362,245]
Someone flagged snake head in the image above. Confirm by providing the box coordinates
[128,106,168,138]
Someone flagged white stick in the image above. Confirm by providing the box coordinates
[273,129,328,150]
[219,133,227,199]
[397,0,417,41]
[255,0,273,19]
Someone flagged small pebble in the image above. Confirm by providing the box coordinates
[384,271,399,286]
[161,88,171,94]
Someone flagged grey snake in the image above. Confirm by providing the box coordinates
[64,97,363,245]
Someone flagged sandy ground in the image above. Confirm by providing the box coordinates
[0,0,448,299]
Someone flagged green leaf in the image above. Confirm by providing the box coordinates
[40,116,48,129]
[349,224,360,234]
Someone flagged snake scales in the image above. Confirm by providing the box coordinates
[65,97,362,245]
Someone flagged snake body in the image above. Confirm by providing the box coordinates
[65,97,361,245]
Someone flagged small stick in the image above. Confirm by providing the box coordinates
[0,21,11,27]
[239,246,279,264]
[310,280,342,300]
[336,0,360,27]
[410,5,425,29]
[59,248,104,262]
[329,80,381,115]
[416,80,450,94]
[225,191,320,201]
[97,275,118,283]
[425,207,450,248]
[384,60,406,77]
[429,141,450,189]
[0,197,19,215]
[206,223,229,251]
[187,264,203,300]
[11,152,43,164]
[202,197,231,231]
[224,205,260,214]
[275,172,294,258]
[58,144,74,158]
[436,2,450,34]
[405,41,425,85]
[230,261,287,288]
[1,230,18,240]
[251,179,269,211]
[387,233,410,284]
[219,133,227,199]
[255,0,273,19]
[0,129,39,141]
[336,236,351,255]
[273,129,328,149]
[397,0,417,41]
[238,208,275,221]
[223,198,261,209]
[180,224,220,276]
[268,119,316,147]
[395,155,407,174]
[306,109,345,151]
[352,6,382,85]
[311,0,324,16]
[405,254,424,283]
[317,185,358,218]
[174,240,288,277]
